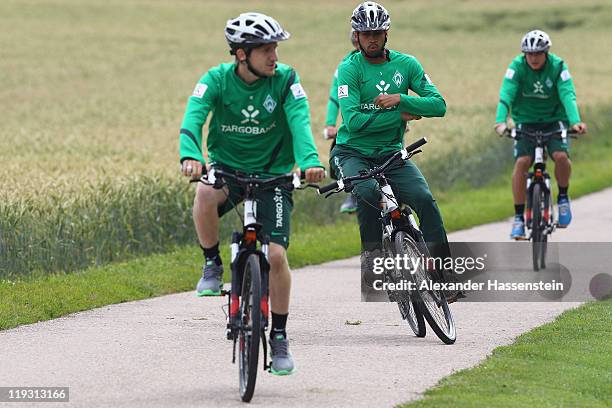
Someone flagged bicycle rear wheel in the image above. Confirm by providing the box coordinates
[531,183,544,271]
[239,254,261,402]
[395,231,456,344]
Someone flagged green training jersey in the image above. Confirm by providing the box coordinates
[495,53,581,125]
[336,49,446,156]
[325,50,359,126]
[179,62,323,175]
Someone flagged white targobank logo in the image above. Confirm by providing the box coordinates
[241,105,260,124]
[376,80,390,94]
[338,85,349,99]
[533,81,544,94]
[192,83,208,98]
[392,70,404,88]
[505,69,515,80]
[274,188,284,228]
[263,94,277,113]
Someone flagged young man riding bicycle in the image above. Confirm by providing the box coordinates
[331,2,459,301]
[179,12,324,375]
[494,30,588,239]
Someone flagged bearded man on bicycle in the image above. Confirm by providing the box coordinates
[179,12,324,375]
[331,2,458,301]
[494,30,587,239]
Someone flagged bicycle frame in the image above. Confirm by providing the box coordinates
[511,128,570,237]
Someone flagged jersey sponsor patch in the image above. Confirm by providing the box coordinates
[338,85,349,99]
[424,73,433,85]
[192,83,208,98]
[560,69,572,81]
[505,69,515,80]
[290,83,307,99]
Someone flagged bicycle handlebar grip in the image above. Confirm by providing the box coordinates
[318,181,339,195]
[405,137,427,153]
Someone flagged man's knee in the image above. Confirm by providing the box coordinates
[354,181,380,206]
[268,244,288,272]
[514,156,532,173]
[195,183,225,208]
[552,151,570,164]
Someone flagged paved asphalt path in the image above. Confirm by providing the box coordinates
[2,188,610,407]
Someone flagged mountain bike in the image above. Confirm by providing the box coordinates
[505,128,578,271]
[194,169,316,402]
[318,138,456,344]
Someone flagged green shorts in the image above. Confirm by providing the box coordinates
[215,166,293,249]
[514,121,570,160]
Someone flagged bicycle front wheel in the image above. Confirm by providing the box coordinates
[385,238,426,337]
[395,231,456,344]
[238,254,261,402]
[531,183,544,271]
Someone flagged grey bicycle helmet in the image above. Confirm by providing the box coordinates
[225,12,290,52]
[351,2,391,32]
[520,30,552,53]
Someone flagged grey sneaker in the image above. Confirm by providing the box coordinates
[339,194,358,214]
[269,334,296,376]
[196,260,223,296]
[360,249,384,288]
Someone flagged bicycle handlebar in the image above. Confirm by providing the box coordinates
[318,137,428,195]
[191,168,303,192]
[505,128,579,140]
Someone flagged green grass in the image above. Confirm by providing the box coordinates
[400,300,612,408]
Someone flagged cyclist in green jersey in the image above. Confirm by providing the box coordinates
[494,30,588,239]
[179,12,325,375]
[324,30,360,214]
[332,2,460,302]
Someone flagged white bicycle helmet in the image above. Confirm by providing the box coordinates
[225,12,290,51]
[351,1,391,32]
[520,30,552,53]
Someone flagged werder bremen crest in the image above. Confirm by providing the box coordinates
[263,94,277,113]
[392,70,404,88]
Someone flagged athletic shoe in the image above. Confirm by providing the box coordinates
[269,334,296,376]
[510,216,526,240]
[557,197,572,228]
[196,261,223,296]
[339,194,358,214]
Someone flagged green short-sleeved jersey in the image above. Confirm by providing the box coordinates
[179,62,323,175]
[495,53,581,125]
[336,50,446,156]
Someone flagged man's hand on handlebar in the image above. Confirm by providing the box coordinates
[494,122,508,137]
[571,122,588,135]
[323,125,338,140]
[302,167,325,184]
[181,160,204,179]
